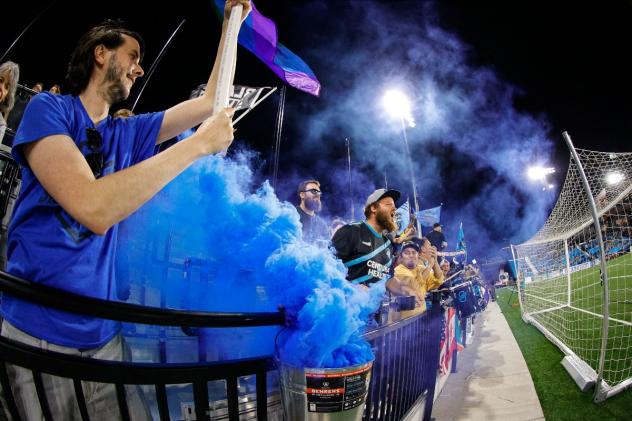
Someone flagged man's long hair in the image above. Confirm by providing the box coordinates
[66,19,144,96]
[0,61,20,115]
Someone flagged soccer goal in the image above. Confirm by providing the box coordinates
[513,132,632,402]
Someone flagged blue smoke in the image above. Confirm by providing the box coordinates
[117,152,383,368]
[276,0,557,256]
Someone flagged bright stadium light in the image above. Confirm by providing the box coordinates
[548,184,555,190]
[605,171,625,185]
[381,87,420,232]
[382,89,415,127]
[527,166,555,181]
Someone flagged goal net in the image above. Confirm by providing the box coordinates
[514,146,632,401]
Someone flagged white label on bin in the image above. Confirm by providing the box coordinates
[305,364,372,413]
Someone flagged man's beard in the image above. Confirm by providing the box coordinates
[305,197,321,213]
[376,208,396,232]
[404,259,417,270]
[103,56,128,104]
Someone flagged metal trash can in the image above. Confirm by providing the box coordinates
[278,360,373,420]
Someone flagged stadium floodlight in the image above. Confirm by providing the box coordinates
[471,259,477,265]
[381,88,420,232]
[605,171,624,186]
[382,89,415,127]
[548,184,555,189]
[527,166,555,181]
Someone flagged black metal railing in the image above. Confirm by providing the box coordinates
[0,270,285,421]
[0,269,462,421]
[362,292,445,421]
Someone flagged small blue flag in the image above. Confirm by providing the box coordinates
[456,222,466,252]
[395,200,410,235]
[416,205,441,227]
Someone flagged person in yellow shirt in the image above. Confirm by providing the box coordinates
[387,238,445,318]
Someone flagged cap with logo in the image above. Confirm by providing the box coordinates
[364,188,402,208]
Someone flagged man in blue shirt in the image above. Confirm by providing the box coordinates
[1,1,251,419]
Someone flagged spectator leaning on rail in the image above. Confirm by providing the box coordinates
[0,61,20,144]
[387,238,445,318]
[296,179,329,244]
[0,1,251,419]
[332,188,401,288]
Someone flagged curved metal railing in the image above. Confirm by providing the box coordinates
[0,270,285,421]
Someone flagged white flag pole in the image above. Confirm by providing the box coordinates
[212,4,243,155]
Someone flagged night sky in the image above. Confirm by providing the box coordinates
[2,0,631,260]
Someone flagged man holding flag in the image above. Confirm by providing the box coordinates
[1,2,250,419]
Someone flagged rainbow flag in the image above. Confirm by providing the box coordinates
[213,0,321,96]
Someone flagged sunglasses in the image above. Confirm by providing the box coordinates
[85,128,104,178]
[302,188,322,196]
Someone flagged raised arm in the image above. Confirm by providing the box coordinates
[156,0,251,144]
[24,109,234,235]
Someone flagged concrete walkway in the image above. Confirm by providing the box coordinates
[431,300,545,421]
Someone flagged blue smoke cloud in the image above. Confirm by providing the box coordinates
[117,152,383,368]
[276,0,557,257]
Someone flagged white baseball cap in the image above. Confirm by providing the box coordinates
[364,188,401,207]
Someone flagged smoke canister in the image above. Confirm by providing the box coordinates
[278,360,374,420]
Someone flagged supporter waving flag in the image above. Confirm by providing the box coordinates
[213,0,321,96]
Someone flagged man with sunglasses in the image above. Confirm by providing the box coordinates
[296,179,329,244]
[1,1,251,419]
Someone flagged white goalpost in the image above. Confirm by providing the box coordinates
[513,132,632,402]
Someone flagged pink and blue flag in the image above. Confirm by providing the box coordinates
[213,0,321,96]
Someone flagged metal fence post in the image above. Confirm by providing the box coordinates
[423,291,443,421]
[562,131,610,402]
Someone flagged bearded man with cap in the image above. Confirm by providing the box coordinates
[332,188,400,287]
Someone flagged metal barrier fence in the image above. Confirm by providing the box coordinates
[0,270,283,421]
[363,293,444,421]
[0,270,457,420]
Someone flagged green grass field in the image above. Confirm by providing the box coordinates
[521,252,632,388]
[497,287,632,420]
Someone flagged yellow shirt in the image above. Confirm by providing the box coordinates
[394,263,443,318]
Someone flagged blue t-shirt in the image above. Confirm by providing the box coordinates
[2,93,164,348]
